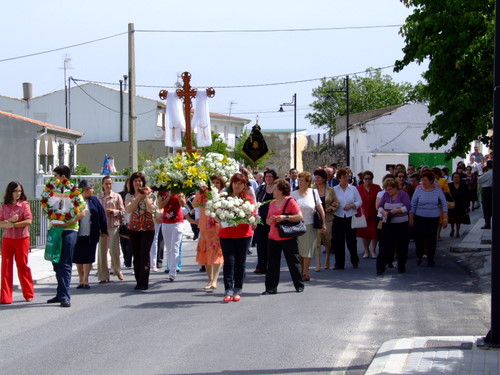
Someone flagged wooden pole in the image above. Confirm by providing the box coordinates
[128,23,138,171]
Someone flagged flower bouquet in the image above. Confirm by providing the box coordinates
[143,152,240,193]
[143,152,208,194]
[204,188,261,228]
[198,152,240,186]
[40,177,84,224]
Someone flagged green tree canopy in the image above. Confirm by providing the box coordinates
[306,68,423,134]
[395,0,494,158]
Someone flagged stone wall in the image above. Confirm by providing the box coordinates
[302,144,346,173]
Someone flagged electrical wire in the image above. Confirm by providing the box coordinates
[135,25,402,33]
[0,32,128,63]
[71,78,157,116]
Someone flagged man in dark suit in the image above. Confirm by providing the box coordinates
[326,166,339,187]
[286,168,299,191]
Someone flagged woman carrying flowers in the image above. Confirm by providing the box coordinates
[194,174,225,290]
[125,172,156,291]
[217,173,256,302]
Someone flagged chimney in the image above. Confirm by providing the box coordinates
[22,82,32,100]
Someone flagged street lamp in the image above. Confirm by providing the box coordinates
[325,75,350,167]
[278,93,297,170]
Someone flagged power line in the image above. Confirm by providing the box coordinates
[0,24,402,63]
[72,65,396,90]
[0,32,128,63]
[135,25,402,33]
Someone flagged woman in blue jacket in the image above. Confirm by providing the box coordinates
[73,180,108,289]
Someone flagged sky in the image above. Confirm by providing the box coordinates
[1,0,427,136]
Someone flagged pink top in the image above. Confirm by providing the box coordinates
[97,191,124,228]
[0,200,32,239]
[267,197,301,241]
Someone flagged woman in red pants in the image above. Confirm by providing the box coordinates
[0,181,34,304]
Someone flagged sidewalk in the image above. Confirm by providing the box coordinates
[365,209,497,374]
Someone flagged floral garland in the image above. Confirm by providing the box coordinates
[204,188,261,228]
[41,177,82,222]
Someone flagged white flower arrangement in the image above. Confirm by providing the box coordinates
[198,152,240,187]
[204,188,261,228]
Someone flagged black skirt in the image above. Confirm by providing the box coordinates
[73,235,99,264]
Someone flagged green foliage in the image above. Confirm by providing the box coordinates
[306,68,424,134]
[200,131,230,156]
[233,130,274,169]
[74,164,91,175]
[395,0,494,158]
[138,151,153,173]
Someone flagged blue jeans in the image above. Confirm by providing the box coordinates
[220,237,251,296]
[52,230,78,302]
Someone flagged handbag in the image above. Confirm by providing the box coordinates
[351,208,367,229]
[312,188,323,229]
[446,193,455,210]
[276,197,307,238]
[44,226,64,263]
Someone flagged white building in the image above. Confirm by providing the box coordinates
[0,110,83,198]
[0,83,250,172]
[334,103,461,184]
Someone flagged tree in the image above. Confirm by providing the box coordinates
[233,130,274,169]
[395,0,494,158]
[306,68,423,133]
[181,131,230,156]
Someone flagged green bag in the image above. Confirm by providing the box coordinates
[44,226,64,263]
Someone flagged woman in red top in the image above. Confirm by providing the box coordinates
[219,173,256,302]
[0,181,34,304]
[262,179,304,295]
[356,171,382,258]
[158,191,186,282]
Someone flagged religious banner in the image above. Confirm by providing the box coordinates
[242,124,268,163]
[192,90,212,147]
[165,92,186,148]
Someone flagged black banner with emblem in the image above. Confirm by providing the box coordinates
[242,124,268,163]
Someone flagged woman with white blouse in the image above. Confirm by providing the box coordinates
[291,172,326,281]
[331,168,363,270]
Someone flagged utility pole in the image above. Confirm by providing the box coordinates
[128,23,138,172]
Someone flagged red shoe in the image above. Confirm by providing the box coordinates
[232,295,241,302]
[223,295,232,302]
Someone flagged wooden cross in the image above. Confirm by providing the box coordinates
[159,71,215,153]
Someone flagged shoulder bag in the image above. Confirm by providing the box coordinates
[312,189,323,229]
[351,207,368,229]
[276,197,307,238]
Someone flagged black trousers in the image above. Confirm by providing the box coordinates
[254,224,270,272]
[482,187,492,227]
[265,238,304,293]
[220,237,251,295]
[413,216,439,264]
[129,230,154,288]
[377,221,410,273]
[332,216,359,268]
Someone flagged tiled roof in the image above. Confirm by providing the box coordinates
[0,110,84,136]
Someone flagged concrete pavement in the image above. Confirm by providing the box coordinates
[5,211,498,374]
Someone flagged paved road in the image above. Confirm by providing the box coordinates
[0,222,490,375]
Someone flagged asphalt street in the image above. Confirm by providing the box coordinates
[0,215,490,375]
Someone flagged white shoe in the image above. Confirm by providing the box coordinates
[151,267,159,272]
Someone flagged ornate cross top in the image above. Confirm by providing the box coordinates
[159,72,215,153]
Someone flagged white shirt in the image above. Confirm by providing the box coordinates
[333,184,362,218]
[291,189,320,225]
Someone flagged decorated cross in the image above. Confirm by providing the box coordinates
[159,72,215,153]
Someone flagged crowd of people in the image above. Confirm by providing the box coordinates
[0,148,493,306]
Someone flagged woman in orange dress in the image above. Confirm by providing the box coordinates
[356,171,382,258]
[194,175,225,290]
